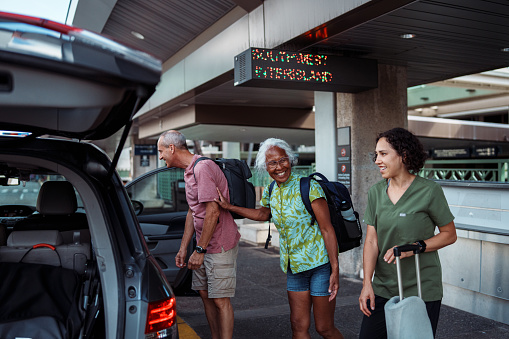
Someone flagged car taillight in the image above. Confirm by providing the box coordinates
[145,297,177,338]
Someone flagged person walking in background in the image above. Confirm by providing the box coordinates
[216,137,344,339]
[358,127,457,338]
[158,130,241,339]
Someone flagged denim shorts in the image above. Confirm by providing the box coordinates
[287,262,331,296]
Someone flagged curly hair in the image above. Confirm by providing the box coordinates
[255,138,298,173]
[374,127,428,173]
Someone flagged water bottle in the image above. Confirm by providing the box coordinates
[340,200,356,221]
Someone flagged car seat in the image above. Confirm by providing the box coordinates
[14,181,88,232]
[0,229,90,274]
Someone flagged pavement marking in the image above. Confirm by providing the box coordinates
[177,315,201,338]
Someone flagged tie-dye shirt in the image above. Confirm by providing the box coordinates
[260,172,329,274]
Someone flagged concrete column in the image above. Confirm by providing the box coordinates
[336,64,408,277]
[314,91,337,179]
[222,141,241,159]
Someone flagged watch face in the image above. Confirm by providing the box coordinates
[196,246,206,253]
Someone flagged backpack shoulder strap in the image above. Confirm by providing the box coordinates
[267,180,276,217]
[299,176,315,221]
[265,180,277,249]
[192,156,212,181]
[268,180,276,198]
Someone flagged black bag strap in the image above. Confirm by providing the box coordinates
[299,176,314,217]
[192,156,213,182]
[300,176,320,225]
[82,257,102,338]
[264,181,277,249]
[268,180,276,197]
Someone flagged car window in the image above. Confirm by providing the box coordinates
[0,175,83,210]
[126,168,187,215]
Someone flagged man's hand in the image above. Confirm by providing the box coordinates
[175,248,187,268]
[187,251,205,270]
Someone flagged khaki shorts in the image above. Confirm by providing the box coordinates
[192,243,239,298]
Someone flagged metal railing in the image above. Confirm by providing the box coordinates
[419,159,509,182]
[152,159,508,204]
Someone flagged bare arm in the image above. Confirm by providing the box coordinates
[215,187,271,221]
[359,225,378,316]
[383,220,457,263]
[175,208,196,268]
[311,197,339,302]
[187,201,221,270]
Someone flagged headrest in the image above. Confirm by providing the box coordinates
[37,181,78,215]
[7,230,63,247]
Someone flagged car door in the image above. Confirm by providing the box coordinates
[125,167,195,294]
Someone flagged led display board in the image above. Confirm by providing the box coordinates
[234,48,378,93]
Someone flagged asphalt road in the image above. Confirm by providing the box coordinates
[176,241,509,339]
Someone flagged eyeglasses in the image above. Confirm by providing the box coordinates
[266,157,290,169]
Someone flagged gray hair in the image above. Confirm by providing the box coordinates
[159,130,188,150]
[255,138,298,172]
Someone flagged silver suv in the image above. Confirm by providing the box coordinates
[0,11,179,339]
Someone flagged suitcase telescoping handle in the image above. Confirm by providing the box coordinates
[393,244,422,300]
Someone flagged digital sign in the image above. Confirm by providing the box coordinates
[234,48,378,92]
[432,148,470,159]
[472,146,498,157]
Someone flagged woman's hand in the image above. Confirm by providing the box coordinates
[360,225,378,316]
[328,269,339,302]
[383,245,414,264]
[215,187,232,210]
[359,282,375,317]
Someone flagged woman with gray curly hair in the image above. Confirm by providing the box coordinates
[216,137,344,339]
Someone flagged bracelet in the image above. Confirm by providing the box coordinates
[416,240,427,253]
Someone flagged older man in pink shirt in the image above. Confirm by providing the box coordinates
[158,130,240,339]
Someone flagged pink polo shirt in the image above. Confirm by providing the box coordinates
[184,154,240,253]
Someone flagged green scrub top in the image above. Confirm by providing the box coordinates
[364,176,454,301]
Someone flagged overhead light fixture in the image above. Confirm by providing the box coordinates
[400,33,416,39]
[131,31,145,40]
[501,47,509,52]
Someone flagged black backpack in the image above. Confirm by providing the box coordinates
[193,157,256,219]
[268,172,362,253]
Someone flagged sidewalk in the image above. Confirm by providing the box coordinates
[176,241,509,338]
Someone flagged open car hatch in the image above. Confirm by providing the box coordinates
[0,11,162,141]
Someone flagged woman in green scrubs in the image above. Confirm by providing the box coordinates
[359,127,457,338]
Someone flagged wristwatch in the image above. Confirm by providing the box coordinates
[416,240,427,253]
[195,246,207,254]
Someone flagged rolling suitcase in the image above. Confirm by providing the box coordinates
[384,244,434,339]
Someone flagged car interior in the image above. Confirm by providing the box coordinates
[0,158,106,338]
[0,10,173,338]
